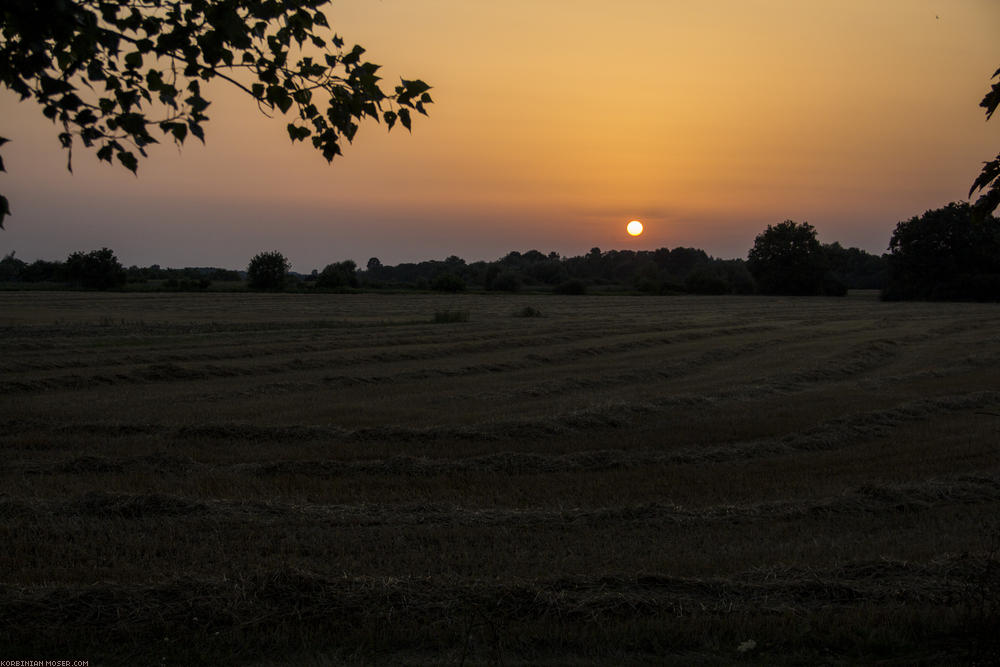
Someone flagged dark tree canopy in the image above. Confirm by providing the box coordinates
[970,66,1000,219]
[0,0,433,226]
[746,220,830,295]
[247,250,289,290]
[822,242,886,290]
[64,246,126,289]
[882,202,1000,301]
[315,259,357,288]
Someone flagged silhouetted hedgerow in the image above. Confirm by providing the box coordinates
[882,202,1000,302]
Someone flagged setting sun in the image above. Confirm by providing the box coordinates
[626,220,644,237]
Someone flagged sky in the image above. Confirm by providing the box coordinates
[1,0,998,271]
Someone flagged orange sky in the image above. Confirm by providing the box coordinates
[2,0,998,270]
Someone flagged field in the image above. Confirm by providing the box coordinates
[1,291,999,664]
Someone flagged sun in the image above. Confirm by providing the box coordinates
[626,220,644,237]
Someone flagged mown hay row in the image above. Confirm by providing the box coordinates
[5,475,998,525]
[1,556,995,664]
[0,322,787,394]
[3,388,996,464]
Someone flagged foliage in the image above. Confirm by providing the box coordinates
[488,271,522,292]
[350,247,763,294]
[124,264,240,284]
[431,272,466,292]
[0,0,433,228]
[882,202,1000,301]
[717,259,757,294]
[316,260,357,288]
[64,247,126,289]
[746,221,831,295]
[21,259,64,282]
[823,243,887,290]
[0,241,878,295]
[247,250,290,290]
[684,267,730,295]
[970,66,1000,219]
[0,251,26,281]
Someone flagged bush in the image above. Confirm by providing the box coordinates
[247,251,290,290]
[554,279,586,295]
[64,248,126,290]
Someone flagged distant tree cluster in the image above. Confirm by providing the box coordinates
[64,247,126,289]
[745,221,875,296]
[0,248,243,290]
[0,252,65,283]
[355,247,769,295]
[1,238,892,295]
[882,202,1000,301]
[315,260,359,289]
[0,247,126,289]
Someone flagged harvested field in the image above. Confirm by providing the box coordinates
[1,290,999,664]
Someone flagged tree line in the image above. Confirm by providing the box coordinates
[0,251,240,289]
[2,0,996,300]
[2,202,996,300]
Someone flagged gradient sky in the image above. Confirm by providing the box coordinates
[2,0,998,271]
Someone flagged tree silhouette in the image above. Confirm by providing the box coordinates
[0,0,432,226]
[65,247,126,289]
[746,221,829,295]
[970,66,1000,219]
[316,260,357,288]
[247,250,290,290]
[883,202,1000,301]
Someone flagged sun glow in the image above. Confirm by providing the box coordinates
[626,220,644,237]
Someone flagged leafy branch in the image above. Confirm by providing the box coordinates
[0,0,432,227]
[970,66,1000,220]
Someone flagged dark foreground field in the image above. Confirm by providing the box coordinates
[1,291,999,664]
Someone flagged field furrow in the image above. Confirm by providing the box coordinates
[1,292,999,664]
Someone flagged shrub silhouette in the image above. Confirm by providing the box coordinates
[64,248,126,290]
[247,251,290,291]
